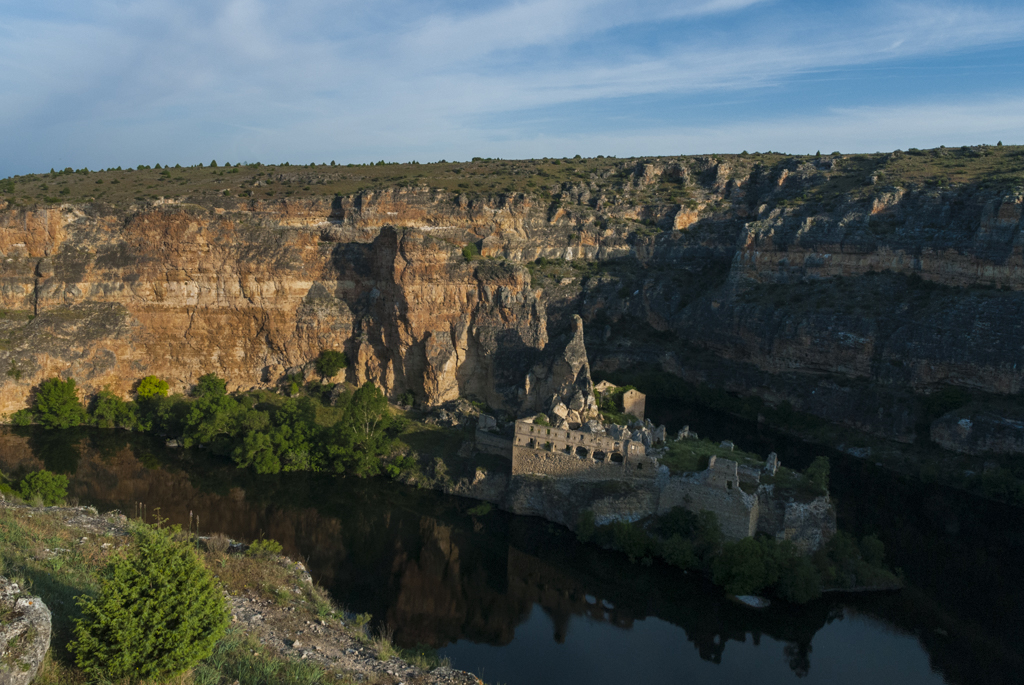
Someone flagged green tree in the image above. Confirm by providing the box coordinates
[91,389,138,430]
[232,431,280,474]
[33,377,88,429]
[136,375,169,399]
[19,470,68,505]
[192,373,227,399]
[326,382,393,475]
[777,552,822,603]
[713,537,773,595]
[69,524,229,683]
[315,350,348,380]
[182,393,246,454]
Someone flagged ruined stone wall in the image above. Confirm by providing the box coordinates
[657,474,759,539]
[756,488,837,553]
[622,389,645,421]
[511,446,657,480]
[474,430,513,459]
[511,420,658,480]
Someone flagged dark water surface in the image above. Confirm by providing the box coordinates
[0,415,1020,685]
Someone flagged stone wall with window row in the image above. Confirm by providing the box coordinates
[511,420,658,480]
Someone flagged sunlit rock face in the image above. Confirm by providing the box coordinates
[3,159,1024,451]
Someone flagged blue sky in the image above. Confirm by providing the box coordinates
[1,0,1023,176]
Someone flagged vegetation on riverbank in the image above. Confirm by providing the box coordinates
[0,500,457,684]
[578,506,901,604]
[7,366,431,482]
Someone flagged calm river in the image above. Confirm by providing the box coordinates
[0,408,1019,685]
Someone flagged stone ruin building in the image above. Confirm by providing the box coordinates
[473,317,835,550]
[511,418,660,480]
[593,380,646,422]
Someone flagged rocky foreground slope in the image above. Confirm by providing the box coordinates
[1,147,1023,463]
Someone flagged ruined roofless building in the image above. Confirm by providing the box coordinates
[511,419,660,480]
[593,381,646,422]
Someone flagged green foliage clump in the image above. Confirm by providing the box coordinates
[18,470,68,505]
[9,408,33,426]
[466,502,492,516]
[314,350,348,380]
[245,538,284,558]
[462,243,479,261]
[69,524,229,683]
[135,375,169,399]
[90,389,138,430]
[533,414,550,427]
[192,373,227,399]
[324,382,394,476]
[33,377,88,429]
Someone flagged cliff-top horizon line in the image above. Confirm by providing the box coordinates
[2,142,1020,210]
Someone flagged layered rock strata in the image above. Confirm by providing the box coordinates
[2,150,1024,455]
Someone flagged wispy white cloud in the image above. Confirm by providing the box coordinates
[0,1,1022,174]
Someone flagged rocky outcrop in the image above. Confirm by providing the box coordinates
[930,408,1024,456]
[0,576,51,685]
[502,475,661,528]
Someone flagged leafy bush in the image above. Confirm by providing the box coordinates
[462,243,479,261]
[33,377,88,429]
[91,389,138,430]
[192,373,227,399]
[713,537,778,595]
[533,414,550,427]
[245,538,283,558]
[135,375,169,399]
[18,470,68,505]
[9,408,33,426]
[315,350,348,380]
[69,524,229,683]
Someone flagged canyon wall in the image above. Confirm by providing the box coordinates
[2,149,1024,454]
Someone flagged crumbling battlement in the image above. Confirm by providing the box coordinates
[511,419,659,480]
[658,457,761,539]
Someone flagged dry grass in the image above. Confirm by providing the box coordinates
[205,532,231,554]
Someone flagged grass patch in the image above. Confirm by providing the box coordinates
[466,502,492,516]
[191,629,329,685]
[660,437,763,475]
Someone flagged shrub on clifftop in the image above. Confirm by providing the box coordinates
[69,523,229,683]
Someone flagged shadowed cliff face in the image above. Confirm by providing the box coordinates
[2,151,1024,451]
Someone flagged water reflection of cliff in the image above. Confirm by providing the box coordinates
[0,426,1018,684]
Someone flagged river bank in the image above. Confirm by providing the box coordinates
[0,496,483,685]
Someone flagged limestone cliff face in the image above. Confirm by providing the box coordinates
[4,151,1024,455]
[0,199,565,415]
